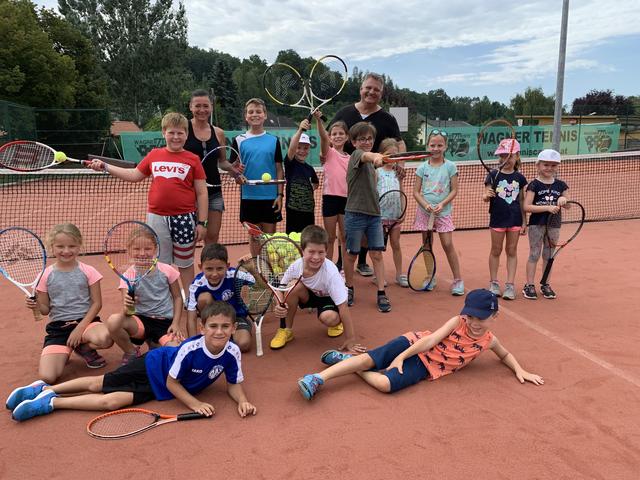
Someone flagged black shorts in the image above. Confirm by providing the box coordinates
[235,316,252,332]
[43,317,102,349]
[286,208,314,234]
[102,354,155,405]
[130,315,173,346]
[240,199,282,224]
[299,290,339,318]
[322,195,347,217]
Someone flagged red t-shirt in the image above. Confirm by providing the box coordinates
[136,148,206,215]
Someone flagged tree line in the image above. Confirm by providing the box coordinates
[1,0,637,150]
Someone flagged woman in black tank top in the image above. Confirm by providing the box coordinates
[185,89,239,244]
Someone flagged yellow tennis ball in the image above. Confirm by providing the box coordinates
[54,151,67,163]
[261,172,272,182]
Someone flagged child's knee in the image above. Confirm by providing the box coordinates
[318,310,339,326]
[373,375,392,393]
[197,293,213,310]
[106,313,125,331]
[369,250,383,261]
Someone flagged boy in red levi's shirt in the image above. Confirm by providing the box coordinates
[88,113,208,291]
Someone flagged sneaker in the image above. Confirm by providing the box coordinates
[270,328,293,349]
[489,281,502,297]
[75,344,106,369]
[371,276,388,287]
[355,263,373,276]
[425,277,437,291]
[327,322,344,338]
[12,390,57,422]
[320,349,353,366]
[502,283,516,300]
[377,294,392,313]
[451,280,465,296]
[522,284,538,300]
[6,380,48,411]
[396,275,409,288]
[347,286,354,307]
[297,374,324,400]
[540,284,557,299]
[121,346,142,366]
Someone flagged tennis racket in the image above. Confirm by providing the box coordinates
[234,256,274,357]
[256,236,303,336]
[379,189,407,247]
[477,119,517,188]
[540,201,585,285]
[204,145,284,187]
[263,55,348,128]
[382,151,433,164]
[0,140,90,171]
[242,221,267,240]
[0,227,47,321]
[408,211,436,292]
[87,408,208,439]
[104,221,159,316]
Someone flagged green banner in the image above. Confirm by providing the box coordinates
[433,123,621,161]
[120,129,322,166]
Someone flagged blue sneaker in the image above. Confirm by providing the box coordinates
[12,390,57,422]
[451,279,465,296]
[6,380,48,411]
[320,350,353,366]
[425,277,437,291]
[297,374,324,400]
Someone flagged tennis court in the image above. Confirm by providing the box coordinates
[1,154,639,478]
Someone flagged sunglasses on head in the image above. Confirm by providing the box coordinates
[429,129,448,137]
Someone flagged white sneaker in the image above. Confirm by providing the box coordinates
[489,281,502,297]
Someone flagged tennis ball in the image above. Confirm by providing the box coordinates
[261,172,272,182]
[54,151,67,163]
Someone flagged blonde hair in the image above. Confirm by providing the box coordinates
[161,112,188,132]
[47,223,83,248]
[127,225,157,248]
[378,138,399,154]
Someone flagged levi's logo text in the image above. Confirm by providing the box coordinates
[151,162,191,180]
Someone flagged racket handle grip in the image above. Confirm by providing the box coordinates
[177,412,209,421]
[30,296,42,322]
[125,290,136,316]
[304,112,327,130]
[255,325,264,357]
[540,258,554,285]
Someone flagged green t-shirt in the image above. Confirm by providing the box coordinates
[345,149,380,216]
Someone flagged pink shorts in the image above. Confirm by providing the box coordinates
[491,226,521,232]
[413,208,455,233]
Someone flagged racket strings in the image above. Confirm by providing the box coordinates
[380,191,407,221]
[104,222,159,277]
[0,231,45,284]
[235,262,273,314]
[264,65,304,104]
[408,252,435,289]
[258,238,301,288]
[309,57,347,100]
[88,411,157,437]
[546,205,584,246]
[0,142,53,170]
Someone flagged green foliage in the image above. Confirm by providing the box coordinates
[510,87,556,118]
[571,89,635,116]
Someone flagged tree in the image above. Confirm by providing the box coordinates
[59,0,190,124]
[510,87,556,119]
[571,89,635,116]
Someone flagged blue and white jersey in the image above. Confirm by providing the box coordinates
[233,132,283,200]
[145,335,243,401]
[187,268,254,317]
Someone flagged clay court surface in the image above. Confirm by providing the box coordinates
[1,220,639,479]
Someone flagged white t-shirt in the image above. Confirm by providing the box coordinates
[282,258,348,305]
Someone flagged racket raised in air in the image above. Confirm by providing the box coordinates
[0,140,90,171]
[256,236,303,341]
[263,55,348,128]
[540,201,585,286]
[0,227,47,321]
[382,151,433,164]
[104,221,159,316]
[408,211,436,292]
[477,119,517,189]
[234,256,274,357]
[379,189,407,247]
[87,408,209,439]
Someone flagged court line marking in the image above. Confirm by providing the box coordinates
[500,303,640,389]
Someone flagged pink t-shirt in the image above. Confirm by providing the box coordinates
[322,147,349,197]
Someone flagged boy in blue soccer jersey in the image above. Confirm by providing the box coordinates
[7,302,257,421]
[186,243,254,352]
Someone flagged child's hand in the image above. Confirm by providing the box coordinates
[338,338,367,353]
[299,119,311,131]
[273,303,288,317]
[517,370,544,385]
[371,153,385,168]
[66,327,84,349]
[167,324,185,343]
[547,205,560,214]
[483,188,496,202]
[313,110,323,120]
[123,292,135,310]
[386,355,405,375]
[25,296,38,311]
[557,196,568,207]
[432,203,444,214]
[86,159,105,172]
[272,196,282,213]
[237,401,257,418]
[195,224,206,242]
[520,224,528,235]
[192,401,215,417]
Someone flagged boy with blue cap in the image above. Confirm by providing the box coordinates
[297,289,543,399]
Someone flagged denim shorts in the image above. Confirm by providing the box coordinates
[207,190,225,212]
[344,211,384,254]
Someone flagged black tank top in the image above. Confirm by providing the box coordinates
[184,120,222,193]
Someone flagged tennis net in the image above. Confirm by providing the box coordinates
[1,151,638,254]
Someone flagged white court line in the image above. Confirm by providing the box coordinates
[500,303,640,389]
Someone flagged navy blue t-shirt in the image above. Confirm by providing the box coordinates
[484,170,527,228]
[284,155,319,213]
[527,178,569,225]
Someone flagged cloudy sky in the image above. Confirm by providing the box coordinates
[36,0,639,105]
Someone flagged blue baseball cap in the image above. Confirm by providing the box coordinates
[460,289,499,320]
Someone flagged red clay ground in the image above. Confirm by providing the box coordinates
[1,220,639,479]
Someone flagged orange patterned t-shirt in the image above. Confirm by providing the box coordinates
[403,316,494,381]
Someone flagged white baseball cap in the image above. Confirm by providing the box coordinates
[299,133,311,145]
[537,149,561,163]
